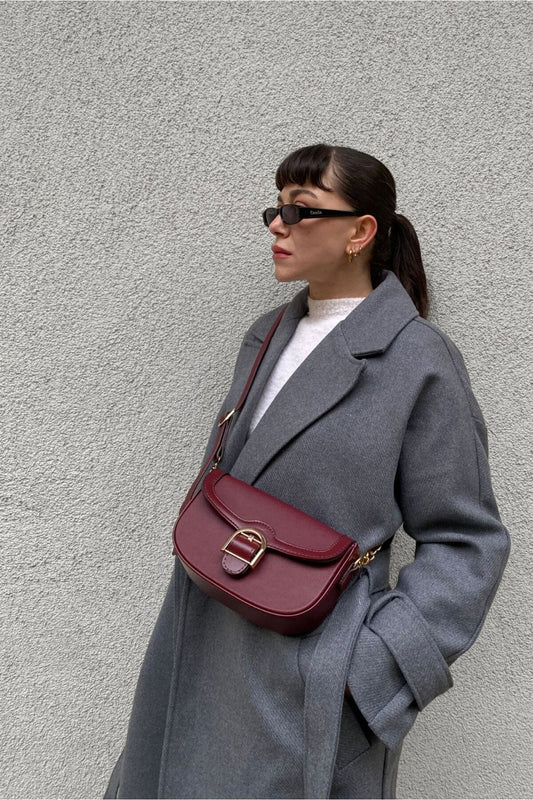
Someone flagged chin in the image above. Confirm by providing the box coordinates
[274,266,306,284]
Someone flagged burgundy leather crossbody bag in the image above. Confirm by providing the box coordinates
[172,305,380,636]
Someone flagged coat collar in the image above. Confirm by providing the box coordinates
[249,269,419,356]
[225,270,419,484]
[339,268,419,356]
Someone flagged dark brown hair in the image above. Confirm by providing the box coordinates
[275,144,428,318]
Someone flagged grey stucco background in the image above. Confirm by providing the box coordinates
[1,2,531,798]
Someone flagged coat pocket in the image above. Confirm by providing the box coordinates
[297,635,372,771]
[335,694,373,770]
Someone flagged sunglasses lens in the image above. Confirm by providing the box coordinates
[263,205,303,226]
[263,208,278,226]
[281,205,300,225]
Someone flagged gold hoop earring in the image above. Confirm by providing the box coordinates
[348,249,356,263]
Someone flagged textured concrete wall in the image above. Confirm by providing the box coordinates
[1,2,531,798]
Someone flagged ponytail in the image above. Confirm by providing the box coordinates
[388,214,429,319]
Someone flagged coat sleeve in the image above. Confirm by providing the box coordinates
[347,329,510,750]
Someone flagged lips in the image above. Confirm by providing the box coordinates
[272,245,292,256]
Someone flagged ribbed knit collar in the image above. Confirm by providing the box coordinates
[307,294,365,319]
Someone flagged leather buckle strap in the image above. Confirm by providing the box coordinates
[221,529,267,575]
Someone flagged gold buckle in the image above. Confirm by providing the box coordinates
[218,408,236,427]
[221,528,267,568]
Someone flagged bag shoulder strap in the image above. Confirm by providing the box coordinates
[179,304,289,512]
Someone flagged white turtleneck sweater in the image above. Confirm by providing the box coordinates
[249,294,365,434]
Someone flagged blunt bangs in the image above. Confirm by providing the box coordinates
[275,144,335,192]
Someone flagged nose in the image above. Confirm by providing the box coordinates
[268,211,289,236]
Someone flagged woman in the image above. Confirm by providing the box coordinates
[104,144,510,799]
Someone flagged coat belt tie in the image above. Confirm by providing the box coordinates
[303,550,390,799]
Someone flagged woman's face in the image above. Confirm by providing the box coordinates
[267,173,365,292]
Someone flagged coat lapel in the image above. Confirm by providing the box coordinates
[230,325,366,485]
[222,287,309,470]
[228,270,419,486]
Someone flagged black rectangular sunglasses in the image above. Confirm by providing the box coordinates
[262,204,358,227]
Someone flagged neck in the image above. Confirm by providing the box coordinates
[308,265,373,300]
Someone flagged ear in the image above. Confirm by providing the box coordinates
[347,215,378,254]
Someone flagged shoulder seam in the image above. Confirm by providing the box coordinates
[411,319,475,405]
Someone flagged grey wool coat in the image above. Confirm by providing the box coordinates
[104,270,510,800]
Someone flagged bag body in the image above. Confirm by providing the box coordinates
[173,467,362,635]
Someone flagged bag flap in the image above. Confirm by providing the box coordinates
[202,469,355,563]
